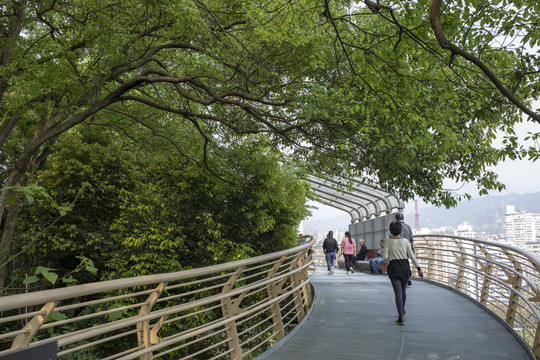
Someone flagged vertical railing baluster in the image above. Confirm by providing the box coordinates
[453,240,468,293]
[301,249,314,310]
[267,256,287,341]
[533,322,540,360]
[221,266,244,360]
[290,252,307,323]
[478,245,493,306]
[137,282,166,360]
[424,237,434,280]
[11,301,57,349]
[505,253,523,328]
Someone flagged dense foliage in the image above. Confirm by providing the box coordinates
[8,128,309,288]
[1,0,539,289]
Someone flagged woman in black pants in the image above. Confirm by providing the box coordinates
[383,221,424,325]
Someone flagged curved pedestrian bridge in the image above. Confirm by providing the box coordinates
[1,236,538,359]
[260,267,532,360]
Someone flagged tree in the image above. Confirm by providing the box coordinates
[0,0,323,274]
[7,128,309,290]
[304,0,539,201]
[1,0,539,278]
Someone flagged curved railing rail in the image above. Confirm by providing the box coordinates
[414,234,540,359]
[0,241,315,359]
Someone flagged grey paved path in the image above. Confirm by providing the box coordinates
[259,266,532,360]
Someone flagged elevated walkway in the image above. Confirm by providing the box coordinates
[260,266,532,360]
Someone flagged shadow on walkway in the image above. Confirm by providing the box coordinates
[258,266,532,360]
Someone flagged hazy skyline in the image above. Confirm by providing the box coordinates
[306,119,540,222]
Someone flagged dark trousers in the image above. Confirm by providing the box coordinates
[344,254,354,271]
[390,277,408,319]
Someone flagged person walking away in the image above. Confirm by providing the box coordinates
[323,231,339,275]
[340,231,356,274]
[355,239,368,260]
[369,240,386,274]
[395,212,414,285]
[383,221,424,326]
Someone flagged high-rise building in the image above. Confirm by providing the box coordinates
[504,205,540,250]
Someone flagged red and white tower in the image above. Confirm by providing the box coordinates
[414,199,421,233]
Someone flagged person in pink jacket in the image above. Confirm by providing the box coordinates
[340,231,356,274]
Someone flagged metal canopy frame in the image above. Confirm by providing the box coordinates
[306,175,404,222]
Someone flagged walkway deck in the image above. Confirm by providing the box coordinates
[259,266,532,360]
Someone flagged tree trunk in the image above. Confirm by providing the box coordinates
[0,0,28,111]
[0,195,21,292]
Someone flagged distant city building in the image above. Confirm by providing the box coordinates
[526,242,540,257]
[454,222,477,238]
[504,205,540,250]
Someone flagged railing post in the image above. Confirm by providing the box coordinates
[221,266,244,360]
[266,256,287,341]
[533,322,540,360]
[290,252,307,323]
[477,245,493,306]
[137,282,167,360]
[424,238,434,279]
[301,249,314,310]
[505,254,523,328]
[453,240,468,293]
[11,301,57,349]
[479,262,493,306]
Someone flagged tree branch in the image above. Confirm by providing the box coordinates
[429,0,539,123]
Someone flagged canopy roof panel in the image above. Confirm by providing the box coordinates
[306,176,404,222]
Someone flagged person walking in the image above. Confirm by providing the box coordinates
[323,231,339,275]
[395,212,414,285]
[383,221,423,326]
[340,231,356,274]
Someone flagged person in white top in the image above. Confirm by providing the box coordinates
[383,221,424,325]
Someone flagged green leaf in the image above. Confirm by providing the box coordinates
[35,266,57,275]
[48,312,68,321]
[62,276,78,284]
[42,271,59,285]
[23,276,39,284]
[25,193,34,205]
[85,264,98,275]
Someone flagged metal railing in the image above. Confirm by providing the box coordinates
[414,234,540,359]
[3,233,538,359]
[0,241,315,359]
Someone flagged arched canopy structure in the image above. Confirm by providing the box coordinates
[306,176,405,249]
[306,175,404,222]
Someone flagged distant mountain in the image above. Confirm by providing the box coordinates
[405,192,540,234]
[304,192,540,236]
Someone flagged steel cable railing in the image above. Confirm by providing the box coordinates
[414,234,540,359]
[0,241,315,360]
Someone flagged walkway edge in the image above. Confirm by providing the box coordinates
[255,283,317,360]
[422,278,535,360]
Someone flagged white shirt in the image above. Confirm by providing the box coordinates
[383,236,421,269]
